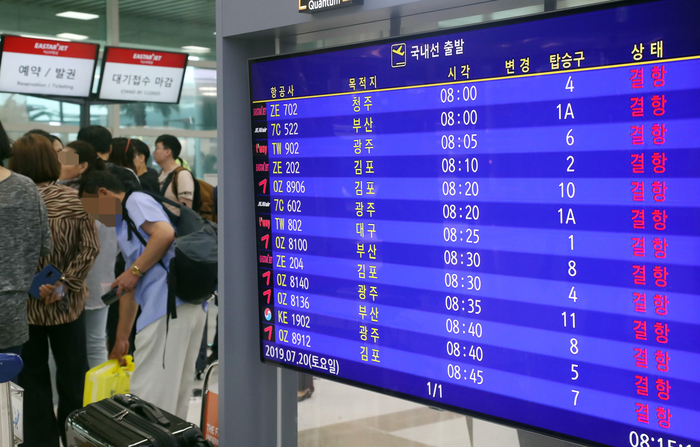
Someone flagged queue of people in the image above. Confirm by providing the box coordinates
[0,121,211,447]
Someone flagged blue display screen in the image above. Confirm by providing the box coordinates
[249,1,700,445]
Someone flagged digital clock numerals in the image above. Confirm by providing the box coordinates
[440,85,477,104]
[441,157,479,174]
[440,83,486,389]
[630,431,692,447]
[561,75,581,408]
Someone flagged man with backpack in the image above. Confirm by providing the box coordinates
[154,134,217,222]
[78,171,207,419]
[153,134,194,215]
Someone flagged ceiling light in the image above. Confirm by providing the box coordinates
[48,122,61,127]
[198,87,217,91]
[438,14,484,28]
[491,5,544,20]
[188,56,200,61]
[56,33,89,40]
[56,11,100,20]
[182,45,210,53]
[20,34,70,42]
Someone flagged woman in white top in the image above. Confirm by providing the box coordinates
[58,140,117,368]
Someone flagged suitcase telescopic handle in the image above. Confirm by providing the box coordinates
[131,402,171,427]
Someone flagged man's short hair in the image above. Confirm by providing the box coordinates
[155,134,181,159]
[78,125,113,154]
[79,171,125,197]
[0,121,11,162]
[134,140,151,164]
[9,134,61,183]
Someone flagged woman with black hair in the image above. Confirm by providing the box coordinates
[109,137,138,173]
[58,140,106,188]
[0,121,52,369]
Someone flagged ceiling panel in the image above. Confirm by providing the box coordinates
[0,0,214,26]
[0,0,216,58]
[120,0,215,25]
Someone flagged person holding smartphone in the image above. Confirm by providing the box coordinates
[9,133,99,447]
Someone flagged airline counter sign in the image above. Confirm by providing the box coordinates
[98,47,188,104]
[299,0,363,13]
[0,35,99,97]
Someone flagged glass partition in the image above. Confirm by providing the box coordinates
[119,1,215,62]
[119,67,217,131]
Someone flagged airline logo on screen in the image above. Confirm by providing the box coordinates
[391,43,407,68]
[2,36,97,59]
[33,42,69,55]
[131,52,163,64]
[299,0,362,13]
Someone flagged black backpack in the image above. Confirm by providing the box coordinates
[121,191,218,322]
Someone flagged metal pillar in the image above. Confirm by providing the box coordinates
[106,0,120,135]
[215,25,298,446]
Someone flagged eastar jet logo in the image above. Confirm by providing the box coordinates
[133,53,163,61]
[34,43,69,52]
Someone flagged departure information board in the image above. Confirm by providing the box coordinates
[250,1,700,445]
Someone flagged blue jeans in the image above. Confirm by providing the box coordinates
[84,307,109,369]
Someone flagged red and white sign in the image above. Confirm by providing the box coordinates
[98,47,187,103]
[0,35,98,97]
[203,391,218,446]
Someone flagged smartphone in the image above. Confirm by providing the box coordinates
[101,287,119,306]
[29,265,62,299]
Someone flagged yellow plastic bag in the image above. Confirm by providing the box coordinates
[83,356,135,406]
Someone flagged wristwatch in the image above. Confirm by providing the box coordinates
[130,264,144,278]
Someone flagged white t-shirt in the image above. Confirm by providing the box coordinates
[158,168,194,215]
[84,221,118,310]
